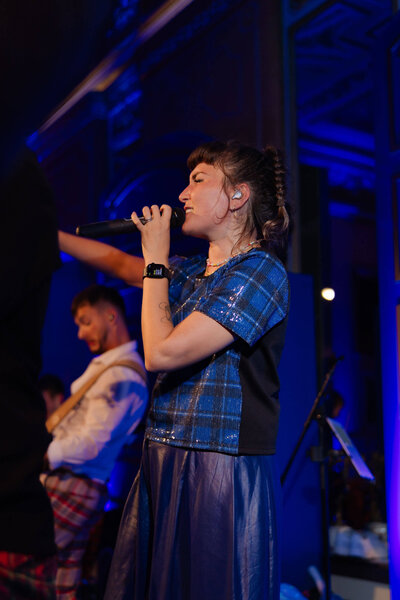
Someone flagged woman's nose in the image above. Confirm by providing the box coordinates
[178,185,190,203]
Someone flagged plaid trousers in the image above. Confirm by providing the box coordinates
[44,469,107,600]
[0,551,57,600]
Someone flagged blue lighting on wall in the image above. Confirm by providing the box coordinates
[299,139,375,168]
[390,418,400,583]
[373,11,400,590]
[379,283,400,588]
[329,202,359,219]
[104,176,148,211]
[298,122,375,152]
[298,139,375,190]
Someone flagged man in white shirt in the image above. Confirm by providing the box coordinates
[43,284,148,600]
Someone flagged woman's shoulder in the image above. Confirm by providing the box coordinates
[224,248,287,281]
[218,249,289,308]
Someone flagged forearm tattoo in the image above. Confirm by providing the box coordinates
[159,302,172,323]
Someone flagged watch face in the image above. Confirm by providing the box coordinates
[152,265,164,277]
[144,263,171,280]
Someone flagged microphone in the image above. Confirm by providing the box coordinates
[76,206,185,238]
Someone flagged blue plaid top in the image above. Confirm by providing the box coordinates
[145,249,289,455]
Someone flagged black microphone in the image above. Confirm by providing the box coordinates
[76,206,185,238]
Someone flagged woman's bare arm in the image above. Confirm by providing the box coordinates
[58,231,145,287]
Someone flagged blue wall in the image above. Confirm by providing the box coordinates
[277,272,321,590]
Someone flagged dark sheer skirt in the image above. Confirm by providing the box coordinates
[104,440,281,600]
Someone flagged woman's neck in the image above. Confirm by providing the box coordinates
[207,238,236,265]
[205,235,260,275]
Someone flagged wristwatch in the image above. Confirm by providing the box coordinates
[143,263,171,281]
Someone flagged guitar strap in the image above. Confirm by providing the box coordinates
[45,359,147,433]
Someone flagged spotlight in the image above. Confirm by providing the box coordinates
[321,287,335,301]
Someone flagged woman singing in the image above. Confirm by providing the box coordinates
[59,140,290,600]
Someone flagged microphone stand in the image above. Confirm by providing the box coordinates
[281,356,343,600]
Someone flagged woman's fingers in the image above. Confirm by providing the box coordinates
[160,204,172,222]
[131,205,153,227]
[131,210,144,228]
[143,205,153,220]
[132,205,172,230]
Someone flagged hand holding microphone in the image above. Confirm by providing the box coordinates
[130,204,173,266]
[76,205,185,238]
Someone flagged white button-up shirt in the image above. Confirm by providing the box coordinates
[47,340,148,482]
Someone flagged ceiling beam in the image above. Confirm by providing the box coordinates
[39,0,195,132]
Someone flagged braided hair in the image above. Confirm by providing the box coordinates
[187,141,290,262]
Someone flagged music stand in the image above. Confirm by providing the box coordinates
[325,418,375,482]
[280,358,375,600]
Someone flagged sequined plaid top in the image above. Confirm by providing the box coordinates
[145,249,289,455]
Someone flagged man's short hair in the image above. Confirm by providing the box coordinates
[38,373,65,397]
[71,284,127,321]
